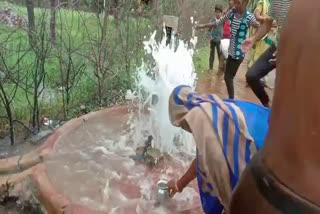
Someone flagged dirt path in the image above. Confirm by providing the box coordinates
[196,59,275,105]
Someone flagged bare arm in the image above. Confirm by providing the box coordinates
[242,15,272,53]
[254,8,264,23]
[197,10,232,29]
[177,159,197,190]
[168,159,196,197]
[197,22,217,29]
[251,16,273,42]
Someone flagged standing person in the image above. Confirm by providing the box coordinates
[231,0,320,212]
[197,0,259,100]
[245,0,276,88]
[247,0,275,68]
[242,0,292,107]
[167,85,270,214]
[217,0,234,75]
[209,5,223,72]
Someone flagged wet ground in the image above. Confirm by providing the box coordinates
[0,128,53,159]
[196,59,275,105]
[0,138,40,159]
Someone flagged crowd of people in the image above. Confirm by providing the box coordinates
[165,0,320,213]
[197,0,282,107]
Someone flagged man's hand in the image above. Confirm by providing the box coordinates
[196,23,216,29]
[167,179,182,198]
[269,50,277,65]
[195,24,204,29]
[241,38,255,54]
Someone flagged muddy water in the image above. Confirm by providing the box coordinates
[44,111,201,213]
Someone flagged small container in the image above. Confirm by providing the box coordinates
[151,94,159,105]
[156,179,170,203]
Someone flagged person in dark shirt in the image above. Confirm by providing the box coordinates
[209,4,223,72]
[242,0,292,107]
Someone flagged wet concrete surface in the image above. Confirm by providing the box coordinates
[43,108,201,213]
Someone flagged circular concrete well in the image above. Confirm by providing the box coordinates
[39,106,201,214]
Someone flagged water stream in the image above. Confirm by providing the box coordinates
[131,30,197,155]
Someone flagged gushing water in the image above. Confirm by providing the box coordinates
[129,30,198,155]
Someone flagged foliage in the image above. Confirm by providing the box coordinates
[0,0,222,144]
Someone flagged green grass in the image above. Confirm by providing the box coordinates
[0,1,216,124]
[194,45,220,74]
[0,1,153,121]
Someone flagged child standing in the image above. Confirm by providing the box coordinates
[218,0,234,75]
[197,0,259,99]
[209,5,223,72]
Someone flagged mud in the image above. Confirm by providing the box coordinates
[196,59,275,105]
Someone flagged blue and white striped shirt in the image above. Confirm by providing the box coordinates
[216,9,259,59]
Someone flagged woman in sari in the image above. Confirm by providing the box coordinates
[167,85,270,213]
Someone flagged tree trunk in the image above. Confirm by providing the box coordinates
[7,106,15,146]
[32,84,39,130]
[112,0,119,19]
[151,0,161,28]
[50,0,57,43]
[25,0,36,46]
[98,75,103,105]
[0,87,15,145]
[96,6,108,105]
[68,0,72,8]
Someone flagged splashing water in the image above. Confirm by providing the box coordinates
[130,30,198,155]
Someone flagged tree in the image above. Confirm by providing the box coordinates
[50,0,58,43]
[0,61,16,145]
[78,0,115,105]
[25,0,36,45]
[0,41,28,145]
[24,7,51,131]
[56,8,85,118]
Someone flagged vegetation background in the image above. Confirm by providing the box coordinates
[0,0,236,145]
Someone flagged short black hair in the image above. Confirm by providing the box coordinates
[214,4,223,13]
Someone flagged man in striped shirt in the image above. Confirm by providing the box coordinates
[167,85,270,213]
[197,0,259,100]
[242,0,292,107]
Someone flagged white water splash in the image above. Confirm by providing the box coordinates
[130,30,198,155]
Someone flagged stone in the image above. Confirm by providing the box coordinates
[144,147,164,166]
[125,90,135,101]
[163,15,179,33]
[80,105,88,115]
